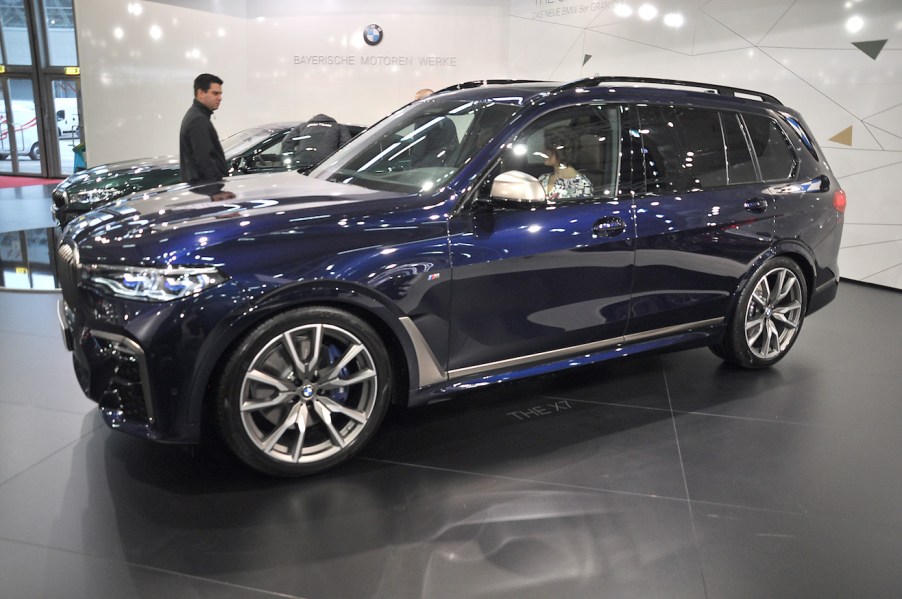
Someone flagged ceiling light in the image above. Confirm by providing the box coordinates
[614,3,633,17]
[638,4,657,20]
[663,13,684,27]
[845,15,864,33]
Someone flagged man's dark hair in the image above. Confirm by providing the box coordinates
[193,73,223,94]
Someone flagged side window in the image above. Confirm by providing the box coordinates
[742,113,798,182]
[636,105,727,193]
[492,105,620,202]
[721,112,757,185]
[247,134,291,171]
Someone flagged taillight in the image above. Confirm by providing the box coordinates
[833,189,846,213]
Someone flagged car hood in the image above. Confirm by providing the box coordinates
[57,155,180,193]
[65,171,426,264]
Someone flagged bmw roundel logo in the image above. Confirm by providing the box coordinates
[363,24,383,46]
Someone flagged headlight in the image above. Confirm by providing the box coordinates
[70,187,124,206]
[85,265,226,302]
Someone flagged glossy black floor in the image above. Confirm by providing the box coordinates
[1,183,900,598]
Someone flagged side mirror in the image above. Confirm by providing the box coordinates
[489,170,546,207]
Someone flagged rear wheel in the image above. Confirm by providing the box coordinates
[29,142,40,160]
[216,306,392,476]
[711,257,807,369]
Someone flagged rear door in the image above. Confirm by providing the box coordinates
[627,104,777,334]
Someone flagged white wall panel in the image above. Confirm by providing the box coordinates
[74,0,509,160]
[509,0,902,290]
[74,0,249,166]
[242,5,509,127]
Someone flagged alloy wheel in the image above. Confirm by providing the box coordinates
[237,322,379,465]
[744,266,803,360]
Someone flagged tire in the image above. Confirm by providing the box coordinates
[216,306,392,476]
[712,256,807,369]
[0,152,8,160]
[29,142,40,160]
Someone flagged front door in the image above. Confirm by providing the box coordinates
[447,105,636,372]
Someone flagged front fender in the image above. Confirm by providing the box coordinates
[184,279,432,429]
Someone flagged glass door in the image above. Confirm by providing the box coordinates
[50,77,81,175]
[0,0,80,178]
[0,76,40,174]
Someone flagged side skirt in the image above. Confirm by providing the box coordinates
[406,318,724,407]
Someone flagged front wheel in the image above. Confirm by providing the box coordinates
[712,257,807,369]
[216,307,393,476]
[29,142,40,160]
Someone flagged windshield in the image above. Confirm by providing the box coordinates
[221,127,285,159]
[309,99,521,193]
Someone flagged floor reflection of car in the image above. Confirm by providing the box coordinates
[57,77,844,478]
[51,121,364,226]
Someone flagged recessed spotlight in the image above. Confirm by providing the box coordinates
[638,4,657,20]
[663,13,684,28]
[614,3,633,17]
[845,15,864,33]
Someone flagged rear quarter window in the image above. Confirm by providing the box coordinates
[782,114,819,162]
[742,113,798,182]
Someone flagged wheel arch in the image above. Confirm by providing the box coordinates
[188,281,420,434]
[722,244,816,332]
[771,240,817,312]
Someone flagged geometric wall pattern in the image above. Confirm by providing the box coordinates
[510,0,902,290]
[78,0,900,289]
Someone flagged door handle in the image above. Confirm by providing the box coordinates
[592,216,626,237]
[744,197,769,213]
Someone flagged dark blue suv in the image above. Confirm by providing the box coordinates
[57,77,845,476]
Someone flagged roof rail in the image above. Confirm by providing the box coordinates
[553,76,782,105]
[433,79,545,94]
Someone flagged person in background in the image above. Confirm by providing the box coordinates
[538,127,593,200]
[281,114,351,172]
[179,73,228,185]
[408,88,460,167]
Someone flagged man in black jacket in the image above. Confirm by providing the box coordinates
[280,114,352,172]
[179,73,228,184]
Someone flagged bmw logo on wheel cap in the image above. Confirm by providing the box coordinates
[364,24,383,46]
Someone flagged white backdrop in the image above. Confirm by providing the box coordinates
[74,0,902,289]
[74,0,510,162]
[508,0,902,289]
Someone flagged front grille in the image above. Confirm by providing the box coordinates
[57,242,80,307]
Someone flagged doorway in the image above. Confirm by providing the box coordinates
[0,0,80,179]
[0,77,41,174]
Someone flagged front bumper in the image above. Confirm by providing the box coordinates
[58,300,162,439]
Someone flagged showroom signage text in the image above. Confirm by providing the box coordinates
[531,0,618,19]
[294,55,458,68]
[507,400,572,421]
